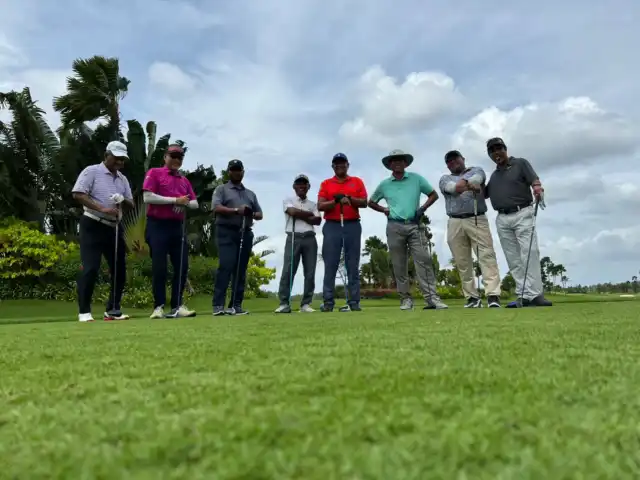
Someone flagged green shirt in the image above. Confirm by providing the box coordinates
[370,172,434,221]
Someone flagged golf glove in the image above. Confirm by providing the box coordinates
[414,206,426,221]
[333,194,345,203]
[110,193,125,204]
[538,191,546,210]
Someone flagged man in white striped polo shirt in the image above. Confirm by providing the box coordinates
[72,141,134,322]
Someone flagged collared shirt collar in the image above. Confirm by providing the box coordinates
[496,157,513,171]
[162,165,182,177]
[100,161,123,178]
[332,175,350,183]
[227,180,245,190]
[390,172,409,181]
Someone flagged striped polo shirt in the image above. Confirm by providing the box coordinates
[72,162,133,221]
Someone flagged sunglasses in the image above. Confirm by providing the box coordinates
[168,152,184,160]
[488,145,505,153]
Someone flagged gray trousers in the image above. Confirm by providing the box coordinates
[495,206,543,300]
[386,221,440,303]
[278,232,318,306]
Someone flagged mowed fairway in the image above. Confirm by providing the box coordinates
[1,297,639,479]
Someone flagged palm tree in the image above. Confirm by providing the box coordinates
[53,56,130,141]
[560,275,569,293]
[0,87,60,228]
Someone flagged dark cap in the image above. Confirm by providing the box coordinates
[293,174,309,184]
[444,150,463,162]
[486,137,506,149]
[227,159,244,170]
[332,152,348,163]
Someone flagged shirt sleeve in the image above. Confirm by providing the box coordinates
[212,185,225,208]
[142,169,158,193]
[72,166,95,194]
[123,177,133,201]
[313,203,320,216]
[283,197,295,212]
[370,182,385,203]
[418,175,434,195]
[462,167,486,184]
[354,178,368,199]
[520,158,539,184]
[185,179,197,201]
[317,180,329,201]
[252,193,263,213]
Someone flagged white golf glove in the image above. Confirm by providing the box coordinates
[110,193,125,204]
[537,191,546,210]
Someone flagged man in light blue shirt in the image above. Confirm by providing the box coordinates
[368,149,448,310]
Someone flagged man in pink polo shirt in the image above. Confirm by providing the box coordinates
[143,144,199,318]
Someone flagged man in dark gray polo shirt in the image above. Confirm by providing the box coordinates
[439,150,501,308]
[211,159,263,316]
[484,137,552,307]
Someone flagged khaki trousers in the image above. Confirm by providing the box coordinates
[446,214,501,299]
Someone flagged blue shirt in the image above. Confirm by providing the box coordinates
[370,172,434,221]
[438,166,488,216]
[72,162,133,222]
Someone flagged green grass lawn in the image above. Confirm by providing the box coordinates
[1,296,639,479]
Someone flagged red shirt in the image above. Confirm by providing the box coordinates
[317,175,368,221]
[142,167,196,220]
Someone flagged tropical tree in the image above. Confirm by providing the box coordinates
[560,275,569,292]
[53,56,130,141]
[0,87,60,228]
[501,271,516,293]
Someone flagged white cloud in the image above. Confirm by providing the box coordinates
[339,65,463,148]
[452,97,639,171]
[3,0,640,295]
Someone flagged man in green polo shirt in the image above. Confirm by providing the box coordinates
[368,149,448,310]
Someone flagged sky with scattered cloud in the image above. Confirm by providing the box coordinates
[2,0,639,296]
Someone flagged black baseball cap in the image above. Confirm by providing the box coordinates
[227,159,244,170]
[486,137,506,149]
[293,174,309,184]
[444,150,463,162]
[332,152,348,163]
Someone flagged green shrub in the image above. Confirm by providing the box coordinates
[0,218,76,279]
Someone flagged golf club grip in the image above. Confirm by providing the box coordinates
[339,203,344,227]
[533,197,540,216]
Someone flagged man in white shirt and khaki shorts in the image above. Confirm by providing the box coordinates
[275,174,322,313]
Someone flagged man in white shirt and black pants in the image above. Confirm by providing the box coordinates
[275,174,322,313]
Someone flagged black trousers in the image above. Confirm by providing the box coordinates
[278,232,318,306]
[76,215,126,314]
[212,224,254,308]
[145,217,188,309]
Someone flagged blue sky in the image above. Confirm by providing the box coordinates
[2,0,640,296]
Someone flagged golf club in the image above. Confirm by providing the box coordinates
[473,194,481,295]
[340,203,350,310]
[106,205,121,321]
[417,215,437,308]
[166,208,194,318]
[287,218,296,312]
[230,215,247,314]
[518,198,541,306]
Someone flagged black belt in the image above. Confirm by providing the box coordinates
[449,212,485,219]
[388,218,418,224]
[325,219,360,223]
[287,231,316,237]
[496,203,532,215]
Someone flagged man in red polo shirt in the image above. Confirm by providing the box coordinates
[317,153,368,312]
[143,144,199,319]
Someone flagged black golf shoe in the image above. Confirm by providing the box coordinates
[523,295,552,307]
[464,297,482,308]
[487,295,501,308]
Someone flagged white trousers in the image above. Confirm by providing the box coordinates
[495,206,543,300]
